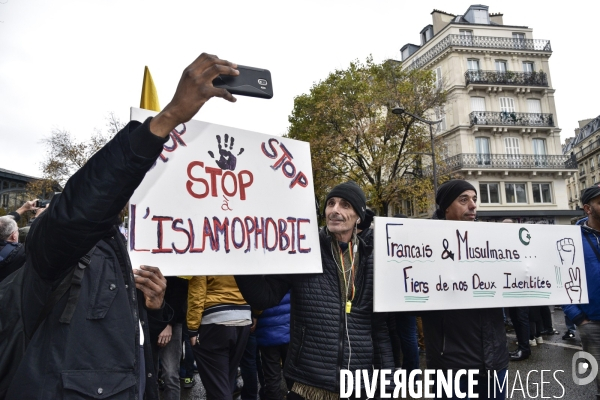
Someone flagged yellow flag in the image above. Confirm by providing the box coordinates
[140,66,160,111]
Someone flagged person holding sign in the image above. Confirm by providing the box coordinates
[235,181,394,400]
[425,180,509,400]
[563,184,600,397]
[3,53,241,400]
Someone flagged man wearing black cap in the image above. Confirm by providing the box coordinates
[425,180,509,399]
[235,181,394,399]
[563,184,600,398]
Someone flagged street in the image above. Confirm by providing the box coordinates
[174,308,596,399]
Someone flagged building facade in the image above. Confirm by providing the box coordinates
[563,116,600,213]
[398,5,579,224]
[0,168,37,213]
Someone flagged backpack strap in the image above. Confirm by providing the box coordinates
[59,246,96,324]
[29,246,96,337]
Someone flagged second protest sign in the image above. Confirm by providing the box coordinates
[373,217,587,312]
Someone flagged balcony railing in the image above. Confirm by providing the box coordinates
[436,153,577,174]
[465,70,548,87]
[410,34,552,69]
[469,111,554,127]
[573,138,600,160]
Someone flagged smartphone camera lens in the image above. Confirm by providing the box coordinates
[257,79,268,86]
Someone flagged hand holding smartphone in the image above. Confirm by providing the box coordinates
[212,65,273,99]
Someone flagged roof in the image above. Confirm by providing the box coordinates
[564,115,600,154]
[0,167,39,182]
[431,9,455,17]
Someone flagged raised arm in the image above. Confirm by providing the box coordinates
[27,53,240,281]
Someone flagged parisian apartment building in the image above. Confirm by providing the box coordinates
[395,4,581,224]
[563,116,600,215]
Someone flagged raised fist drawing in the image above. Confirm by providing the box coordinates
[557,238,576,265]
[208,134,244,171]
[564,267,582,304]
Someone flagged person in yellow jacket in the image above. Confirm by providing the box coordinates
[187,276,251,399]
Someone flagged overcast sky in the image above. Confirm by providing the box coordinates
[1,0,599,178]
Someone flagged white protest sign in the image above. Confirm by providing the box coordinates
[128,108,322,276]
[373,217,587,312]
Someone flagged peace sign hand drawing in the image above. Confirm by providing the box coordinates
[564,267,582,304]
[557,238,576,265]
[208,134,244,171]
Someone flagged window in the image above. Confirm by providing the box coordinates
[434,67,442,90]
[527,99,542,114]
[401,48,411,60]
[480,183,500,203]
[504,138,521,166]
[532,138,546,155]
[421,27,433,45]
[523,62,534,73]
[471,97,486,124]
[532,138,547,166]
[581,164,587,176]
[475,137,491,165]
[460,30,474,46]
[471,97,486,111]
[435,107,446,133]
[495,60,507,73]
[467,59,481,82]
[499,97,516,124]
[504,137,520,154]
[592,157,596,171]
[505,183,527,203]
[513,33,525,49]
[499,97,516,112]
[473,9,488,24]
[467,59,480,71]
[532,183,552,203]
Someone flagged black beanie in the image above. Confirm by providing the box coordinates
[581,184,600,206]
[435,180,477,219]
[325,181,367,221]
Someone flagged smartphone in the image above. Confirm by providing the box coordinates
[212,65,273,99]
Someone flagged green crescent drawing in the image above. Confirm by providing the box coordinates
[519,227,531,246]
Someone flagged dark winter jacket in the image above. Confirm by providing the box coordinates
[422,213,508,371]
[0,241,25,283]
[255,291,291,347]
[6,118,173,399]
[563,218,600,325]
[0,212,27,283]
[421,307,508,371]
[235,229,394,393]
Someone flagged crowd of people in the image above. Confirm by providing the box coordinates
[1,53,600,400]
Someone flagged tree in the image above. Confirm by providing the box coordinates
[39,112,125,187]
[286,57,447,217]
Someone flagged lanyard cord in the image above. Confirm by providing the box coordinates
[339,241,356,302]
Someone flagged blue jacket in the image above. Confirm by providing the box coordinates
[255,291,291,347]
[563,218,600,325]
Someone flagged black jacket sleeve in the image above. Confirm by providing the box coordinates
[234,275,293,310]
[27,118,168,281]
[164,276,189,324]
[371,312,395,370]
